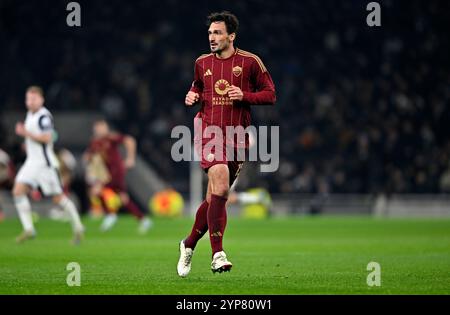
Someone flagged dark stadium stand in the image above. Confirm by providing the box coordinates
[0,0,449,195]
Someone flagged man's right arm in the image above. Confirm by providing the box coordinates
[185,61,203,106]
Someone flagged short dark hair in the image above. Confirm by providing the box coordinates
[206,11,239,35]
[26,85,44,97]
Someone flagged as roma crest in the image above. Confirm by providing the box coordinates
[232,66,242,77]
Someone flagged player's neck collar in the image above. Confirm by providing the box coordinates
[214,47,238,60]
[30,107,44,115]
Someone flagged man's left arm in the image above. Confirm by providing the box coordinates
[122,135,137,169]
[228,59,276,105]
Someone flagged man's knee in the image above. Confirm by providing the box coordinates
[13,183,29,197]
[52,194,64,204]
[208,164,230,198]
[212,184,229,197]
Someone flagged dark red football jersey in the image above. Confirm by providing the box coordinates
[189,48,276,129]
[87,134,126,185]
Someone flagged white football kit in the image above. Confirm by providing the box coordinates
[15,107,63,196]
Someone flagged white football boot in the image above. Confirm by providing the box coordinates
[100,213,117,232]
[16,229,36,244]
[177,240,194,277]
[72,227,85,245]
[211,251,233,273]
[138,217,153,235]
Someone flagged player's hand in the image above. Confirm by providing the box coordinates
[125,157,136,169]
[15,122,26,137]
[228,85,244,101]
[185,91,200,106]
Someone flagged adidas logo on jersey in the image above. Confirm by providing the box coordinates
[204,69,212,77]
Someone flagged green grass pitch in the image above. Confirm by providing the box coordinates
[0,215,449,294]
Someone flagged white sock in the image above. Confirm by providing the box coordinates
[59,196,84,232]
[14,195,35,233]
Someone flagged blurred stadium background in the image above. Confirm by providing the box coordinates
[1,0,450,220]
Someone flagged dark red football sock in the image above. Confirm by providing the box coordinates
[208,194,228,255]
[184,200,209,249]
[99,195,109,213]
[125,200,145,220]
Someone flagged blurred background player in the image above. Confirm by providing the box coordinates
[13,86,84,244]
[57,148,77,195]
[85,151,114,218]
[177,11,276,276]
[85,150,124,222]
[0,148,16,222]
[84,119,153,234]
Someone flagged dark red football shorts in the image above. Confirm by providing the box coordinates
[194,119,246,187]
[105,169,127,193]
